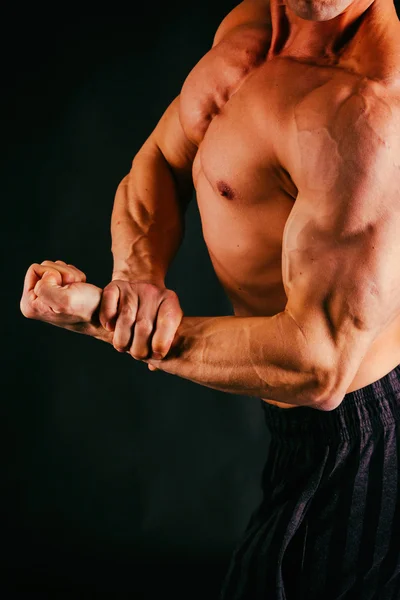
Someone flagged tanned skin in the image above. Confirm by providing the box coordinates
[21,0,400,411]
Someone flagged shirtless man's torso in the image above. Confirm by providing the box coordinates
[20,0,400,412]
[178,0,400,407]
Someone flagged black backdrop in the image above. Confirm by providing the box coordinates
[5,2,400,597]
[3,3,271,596]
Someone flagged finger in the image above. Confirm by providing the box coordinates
[34,271,66,312]
[21,264,55,317]
[34,269,63,294]
[148,364,159,371]
[65,263,87,282]
[23,263,65,294]
[23,263,48,295]
[113,296,139,352]
[56,259,85,281]
[129,294,160,360]
[151,297,183,359]
[99,284,120,331]
[41,260,77,284]
[40,260,81,284]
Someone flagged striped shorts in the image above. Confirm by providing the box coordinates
[219,364,400,600]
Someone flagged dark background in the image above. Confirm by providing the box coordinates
[3,2,271,596]
[5,2,400,597]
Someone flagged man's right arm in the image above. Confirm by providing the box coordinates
[99,95,197,359]
[109,0,271,286]
[100,1,271,360]
[110,95,196,286]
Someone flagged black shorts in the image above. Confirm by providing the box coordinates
[219,364,400,600]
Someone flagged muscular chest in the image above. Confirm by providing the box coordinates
[181,50,360,209]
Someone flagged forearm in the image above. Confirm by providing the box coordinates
[147,312,338,409]
[71,298,326,407]
[33,279,339,408]
[78,305,335,407]
[111,140,188,284]
[43,284,336,409]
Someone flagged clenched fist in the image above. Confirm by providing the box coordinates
[99,280,183,360]
[20,260,104,338]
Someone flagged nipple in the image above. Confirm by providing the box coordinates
[217,180,235,200]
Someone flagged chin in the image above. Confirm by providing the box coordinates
[285,0,355,21]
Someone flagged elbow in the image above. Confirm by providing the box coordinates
[312,365,347,412]
[310,339,373,411]
[314,386,346,412]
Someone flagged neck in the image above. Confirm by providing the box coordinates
[267,0,399,65]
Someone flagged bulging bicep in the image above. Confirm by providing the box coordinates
[145,95,197,199]
[150,95,197,167]
[284,87,400,346]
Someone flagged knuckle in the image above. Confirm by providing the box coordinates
[103,284,118,294]
[138,283,159,297]
[164,302,182,317]
[114,345,126,353]
[152,342,168,355]
[164,289,179,303]
[135,318,153,332]
[146,283,159,294]
[121,305,137,319]
[64,273,76,284]
[113,338,127,352]
[118,316,135,329]
[159,309,182,326]
[130,348,147,360]
[159,309,179,321]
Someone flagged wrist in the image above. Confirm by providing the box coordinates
[71,305,113,344]
[112,270,165,287]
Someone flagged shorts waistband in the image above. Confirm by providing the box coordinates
[261,363,400,442]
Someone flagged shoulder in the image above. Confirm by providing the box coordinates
[212,0,271,46]
[292,78,400,205]
[178,2,271,145]
[336,80,400,152]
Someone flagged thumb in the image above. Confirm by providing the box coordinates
[42,271,61,283]
[34,270,64,307]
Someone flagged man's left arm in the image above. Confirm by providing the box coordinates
[146,92,400,411]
